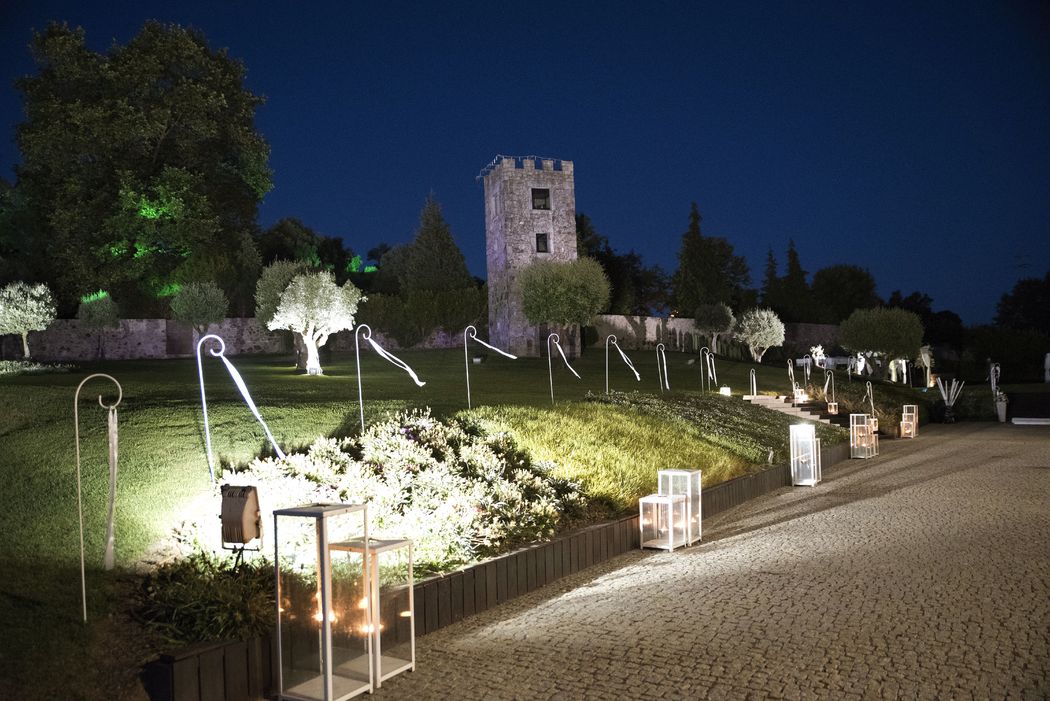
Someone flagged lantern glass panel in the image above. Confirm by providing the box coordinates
[274,504,372,701]
[639,494,688,551]
[850,414,878,459]
[790,424,822,486]
[657,469,702,544]
[331,538,415,688]
[827,401,838,415]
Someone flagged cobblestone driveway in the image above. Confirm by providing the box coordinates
[377,424,1050,700]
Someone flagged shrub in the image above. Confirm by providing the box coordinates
[136,551,275,645]
[0,360,72,376]
[211,409,586,573]
[734,308,784,362]
[518,257,610,327]
[170,281,229,336]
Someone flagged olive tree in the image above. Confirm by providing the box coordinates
[170,281,229,336]
[518,258,610,351]
[734,308,784,362]
[77,292,120,359]
[839,307,923,380]
[693,302,735,352]
[267,271,365,375]
[0,281,56,358]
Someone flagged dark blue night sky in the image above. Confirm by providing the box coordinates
[2,1,1048,324]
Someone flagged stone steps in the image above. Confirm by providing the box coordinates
[743,394,832,424]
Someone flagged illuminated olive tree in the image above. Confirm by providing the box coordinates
[693,302,735,352]
[518,258,610,351]
[170,281,229,336]
[733,307,784,362]
[267,271,365,375]
[0,281,56,358]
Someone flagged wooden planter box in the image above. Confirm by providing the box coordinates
[144,441,852,699]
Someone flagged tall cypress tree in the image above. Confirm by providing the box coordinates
[671,203,706,315]
[672,203,750,315]
[401,195,474,292]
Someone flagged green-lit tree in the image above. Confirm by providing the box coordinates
[267,272,365,375]
[171,281,229,336]
[13,21,271,312]
[77,291,121,359]
[733,308,785,363]
[0,281,56,358]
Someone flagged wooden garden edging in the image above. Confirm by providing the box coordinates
[142,440,852,700]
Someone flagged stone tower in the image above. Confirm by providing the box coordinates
[481,155,577,357]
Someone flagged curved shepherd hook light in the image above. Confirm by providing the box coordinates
[547,332,581,404]
[749,368,757,397]
[802,354,812,384]
[605,335,641,394]
[990,362,1001,396]
[657,343,670,392]
[463,325,516,409]
[699,347,711,392]
[865,380,876,416]
[824,369,836,404]
[74,373,122,623]
[787,359,796,391]
[197,334,285,484]
[356,324,426,432]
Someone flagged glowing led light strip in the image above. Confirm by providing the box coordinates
[366,337,426,387]
[552,337,580,379]
[197,334,285,484]
[612,340,640,381]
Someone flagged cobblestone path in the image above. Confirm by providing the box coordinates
[376,424,1050,700]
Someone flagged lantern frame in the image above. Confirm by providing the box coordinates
[900,404,918,439]
[850,414,879,459]
[639,494,689,551]
[789,424,823,486]
[330,538,415,688]
[657,470,702,545]
[273,503,372,701]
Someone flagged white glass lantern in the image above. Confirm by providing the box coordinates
[639,494,688,551]
[789,424,822,486]
[330,538,415,688]
[827,401,838,415]
[718,386,732,396]
[900,404,918,439]
[657,470,702,545]
[793,387,808,405]
[849,414,879,459]
[273,503,372,701]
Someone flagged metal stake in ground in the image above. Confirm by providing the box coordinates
[463,325,516,409]
[355,323,426,432]
[605,334,640,394]
[657,343,670,392]
[73,373,122,623]
[547,332,580,404]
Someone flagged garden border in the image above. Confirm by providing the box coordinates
[142,440,851,701]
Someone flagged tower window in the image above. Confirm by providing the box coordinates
[535,233,549,253]
[531,188,550,210]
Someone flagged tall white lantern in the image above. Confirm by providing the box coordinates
[273,503,372,701]
[657,469,702,545]
[900,404,918,439]
[639,494,688,551]
[330,538,415,688]
[789,424,822,486]
[850,414,879,459]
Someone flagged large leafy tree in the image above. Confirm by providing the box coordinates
[401,195,474,293]
[888,290,965,348]
[576,214,668,315]
[994,271,1050,335]
[810,264,880,323]
[14,22,271,313]
[518,258,611,328]
[170,281,229,336]
[672,203,750,314]
[839,307,924,378]
[693,302,735,352]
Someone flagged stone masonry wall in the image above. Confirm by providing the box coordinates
[484,156,577,357]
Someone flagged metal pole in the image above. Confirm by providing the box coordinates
[657,343,669,392]
[548,333,558,404]
[605,335,615,394]
[464,326,475,409]
[195,334,225,482]
[355,324,371,433]
[73,373,122,623]
[699,347,710,392]
[750,368,757,396]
